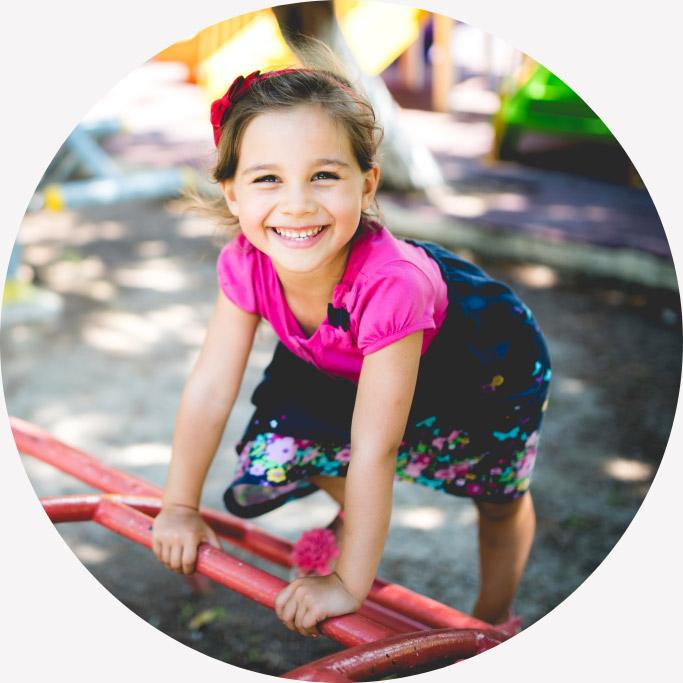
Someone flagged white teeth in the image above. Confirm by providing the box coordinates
[273,226,325,240]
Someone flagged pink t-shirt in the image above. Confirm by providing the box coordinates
[217,222,449,383]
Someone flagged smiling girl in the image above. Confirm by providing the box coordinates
[152,49,551,639]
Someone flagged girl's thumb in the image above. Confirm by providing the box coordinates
[206,528,222,550]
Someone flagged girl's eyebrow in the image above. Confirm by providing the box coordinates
[241,163,276,176]
[241,158,351,176]
[314,158,351,168]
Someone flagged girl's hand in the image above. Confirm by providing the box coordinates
[152,505,221,574]
[274,572,363,637]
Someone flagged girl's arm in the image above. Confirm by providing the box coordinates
[153,291,260,573]
[336,329,423,600]
[275,330,422,635]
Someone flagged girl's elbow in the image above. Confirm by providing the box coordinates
[183,373,236,416]
[352,442,401,463]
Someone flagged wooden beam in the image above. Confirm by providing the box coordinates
[431,14,454,112]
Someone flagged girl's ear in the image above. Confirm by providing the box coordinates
[361,164,381,211]
[220,180,239,216]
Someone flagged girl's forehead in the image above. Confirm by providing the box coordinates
[249,103,339,129]
[240,105,353,162]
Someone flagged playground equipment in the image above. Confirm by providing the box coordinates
[9,121,198,322]
[154,2,429,101]
[492,62,615,161]
[28,120,197,213]
[12,416,517,680]
[153,2,443,193]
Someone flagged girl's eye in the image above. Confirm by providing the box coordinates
[254,175,279,183]
[313,171,339,181]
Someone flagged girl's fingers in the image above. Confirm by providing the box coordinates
[293,600,307,635]
[169,543,183,572]
[279,593,299,631]
[302,609,322,635]
[205,527,221,550]
[295,605,312,636]
[161,540,172,567]
[274,582,298,619]
[181,541,197,574]
[295,602,320,637]
[293,591,317,636]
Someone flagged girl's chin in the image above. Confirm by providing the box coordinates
[270,253,324,274]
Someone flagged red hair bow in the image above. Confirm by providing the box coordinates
[210,70,262,146]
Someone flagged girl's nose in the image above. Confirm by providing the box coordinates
[280,184,317,216]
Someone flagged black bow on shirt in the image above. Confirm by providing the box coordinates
[327,303,350,331]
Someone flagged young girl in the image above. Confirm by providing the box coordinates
[152,58,551,640]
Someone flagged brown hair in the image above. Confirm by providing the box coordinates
[193,41,384,238]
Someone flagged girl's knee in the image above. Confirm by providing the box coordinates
[475,491,533,522]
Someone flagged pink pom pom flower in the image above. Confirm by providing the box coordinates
[290,528,340,576]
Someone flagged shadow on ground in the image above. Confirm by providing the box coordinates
[3,190,680,676]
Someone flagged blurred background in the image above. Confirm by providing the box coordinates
[2,1,681,677]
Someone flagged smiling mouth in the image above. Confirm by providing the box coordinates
[270,225,327,241]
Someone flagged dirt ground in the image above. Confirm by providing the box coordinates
[3,189,681,676]
[2,58,681,678]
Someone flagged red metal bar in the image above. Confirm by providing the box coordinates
[14,417,505,637]
[368,580,493,631]
[42,494,396,648]
[41,493,430,636]
[283,628,503,681]
[43,495,506,682]
[13,417,160,497]
[41,494,159,522]
[356,600,430,634]
[13,416,303,566]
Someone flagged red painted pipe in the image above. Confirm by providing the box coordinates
[368,580,492,631]
[13,416,304,566]
[356,600,430,634]
[14,417,506,638]
[42,493,428,637]
[13,417,159,497]
[283,628,503,681]
[41,494,396,648]
[44,492,506,678]
[41,492,429,638]
[42,494,158,522]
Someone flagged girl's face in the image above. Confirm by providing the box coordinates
[220,104,380,279]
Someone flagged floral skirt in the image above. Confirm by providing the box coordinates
[224,240,552,518]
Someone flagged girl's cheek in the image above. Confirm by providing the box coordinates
[248,194,275,214]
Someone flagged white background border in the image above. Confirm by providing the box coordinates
[1,1,681,680]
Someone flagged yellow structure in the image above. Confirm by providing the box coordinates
[154,2,428,102]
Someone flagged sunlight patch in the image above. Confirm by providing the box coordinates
[82,310,161,355]
[509,263,558,288]
[116,442,171,467]
[555,376,585,396]
[393,506,446,530]
[113,259,187,292]
[604,457,653,483]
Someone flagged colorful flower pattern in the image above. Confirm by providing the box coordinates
[228,387,548,512]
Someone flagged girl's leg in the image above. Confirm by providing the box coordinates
[471,491,536,624]
[309,474,346,507]
[309,475,346,543]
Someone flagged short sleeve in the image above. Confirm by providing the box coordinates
[355,262,437,355]
[216,235,259,314]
